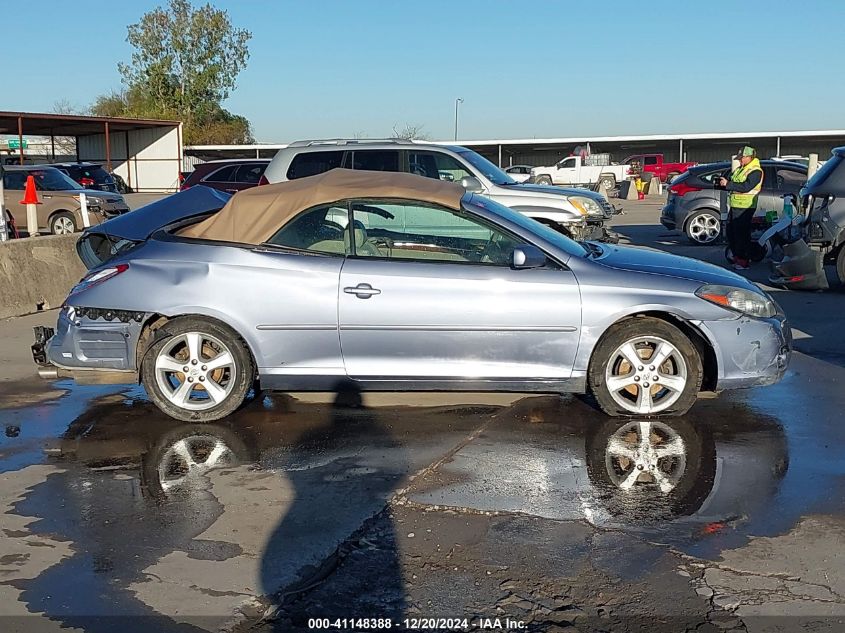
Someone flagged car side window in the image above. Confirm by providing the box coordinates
[235,164,265,184]
[203,165,238,183]
[266,204,350,255]
[559,158,576,169]
[350,200,518,266]
[776,168,806,193]
[3,172,27,190]
[286,151,345,179]
[407,151,474,183]
[643,156,658,165]
[350,150,400,172]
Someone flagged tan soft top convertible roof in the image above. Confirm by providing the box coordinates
[179,168,466,244]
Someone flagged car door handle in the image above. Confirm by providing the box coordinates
[344,283,381,299]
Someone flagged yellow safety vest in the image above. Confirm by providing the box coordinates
[729,158,763,209]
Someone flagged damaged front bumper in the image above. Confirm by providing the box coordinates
[769,239,828,291]
[33,306,142,384]
[571,221,619,244]
[699,311,792,390]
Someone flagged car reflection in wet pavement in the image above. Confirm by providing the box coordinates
[1,368,842,631]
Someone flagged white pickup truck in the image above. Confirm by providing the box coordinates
[530,155,632,190]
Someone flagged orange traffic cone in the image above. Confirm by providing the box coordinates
[20,175,41,237]
[19,175,41,206]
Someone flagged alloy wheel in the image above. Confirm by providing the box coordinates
[604,336,688,414]
[154,331,237,411]
[604,420,687,493]
[688,213,720,243]
[157,434,236,493]
[52,217,75,235]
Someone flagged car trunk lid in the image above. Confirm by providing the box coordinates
[76,186,231,269]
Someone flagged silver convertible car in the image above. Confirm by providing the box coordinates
[34,169,791,422]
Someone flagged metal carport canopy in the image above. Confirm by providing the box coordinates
[0,110,183,192]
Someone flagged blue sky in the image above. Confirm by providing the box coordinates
[7,0,845,142]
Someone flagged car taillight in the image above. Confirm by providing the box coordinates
[79,177,95,187]
[669,182,702,197]
[258,174,269,186]
[73,264,129,293]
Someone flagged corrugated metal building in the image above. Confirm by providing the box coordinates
[184,129,845,170]
[1,111,182,192]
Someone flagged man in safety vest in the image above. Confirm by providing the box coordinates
[718,146,763,270]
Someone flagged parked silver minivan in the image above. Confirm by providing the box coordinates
[261,139,616,241]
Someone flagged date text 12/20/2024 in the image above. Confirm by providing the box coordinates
[308,617,527,630]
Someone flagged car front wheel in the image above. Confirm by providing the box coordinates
[141,317,254,422]
[536,175,553,185]
[589,318,702,417]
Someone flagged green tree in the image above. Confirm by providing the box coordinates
[94,0,253,144]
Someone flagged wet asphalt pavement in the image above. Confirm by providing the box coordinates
[1,200,844,632]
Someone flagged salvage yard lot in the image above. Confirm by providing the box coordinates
[1,196,844,632]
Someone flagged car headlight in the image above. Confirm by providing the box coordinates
[568,195,603,216]
[695,284,776,318]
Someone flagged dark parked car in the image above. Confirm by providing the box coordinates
[661,160,807,244]
[112,173,133,194]
[48,163,119,193]
[180,159,270,193]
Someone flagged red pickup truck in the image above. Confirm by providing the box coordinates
[622,154,696,183]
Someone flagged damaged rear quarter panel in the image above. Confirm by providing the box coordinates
[63,239,346,373]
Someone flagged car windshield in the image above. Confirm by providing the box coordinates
[30,169,83,191]
[456,150,517,186]
[463,195,588,258]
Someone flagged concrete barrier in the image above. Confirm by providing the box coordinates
[596,179,610,200]
[618,180,639,200]
[647,176,662,196]
[0,234,86,319]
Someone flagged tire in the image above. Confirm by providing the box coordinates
[727,243,769,264]
[141,316,255,422]
[536,175,553,185]
[684,209,721,245]
[599,174,616,191]
[50,211,77,235]
[836,245,845,286]
[588,317,703,417]
[141,423,252,498]
[585,417,716,523]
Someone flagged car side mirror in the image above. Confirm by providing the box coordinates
[460,176,484,193]
[511,244,546,270]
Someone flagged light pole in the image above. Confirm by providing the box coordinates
[454,98,463,141]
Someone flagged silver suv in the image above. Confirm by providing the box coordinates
[262,139,615,241]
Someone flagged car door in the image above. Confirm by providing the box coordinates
[232,163,266,191]
[3,170,27,226]
[338,199,582,382]
[251,202,351,387]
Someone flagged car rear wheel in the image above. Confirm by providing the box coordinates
[50,211,77,235]
[589,318,702,417]
[536,175,553,185]
[685,209,720,244]
[141,317,254,422]
[836,245,845,286]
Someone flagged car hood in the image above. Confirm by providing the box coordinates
[507,182,600,199]
[75,186,231,269]
[595,243,759,289]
